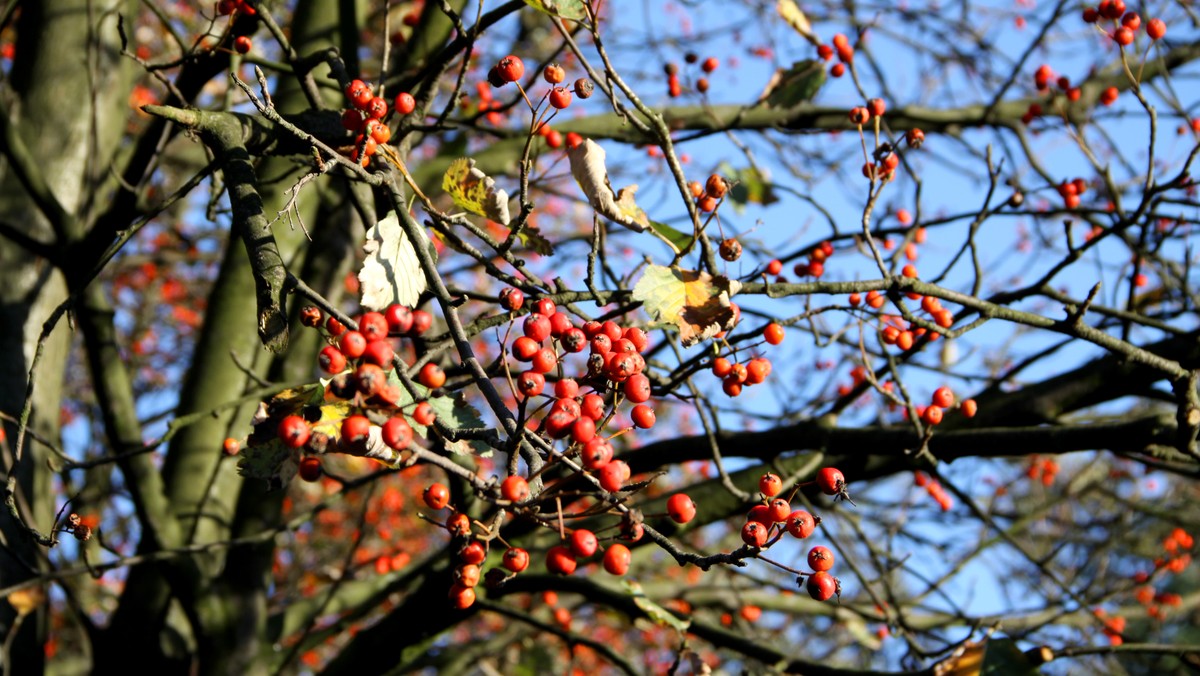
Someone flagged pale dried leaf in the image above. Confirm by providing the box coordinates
[359,211,428,311]
[568,139,650,232]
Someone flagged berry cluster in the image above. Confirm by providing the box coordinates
[912,471,953,512]
[688,173,727,214]
[814,33,855,78]
[216,0,256,16]
[275,304,435,481]
[663,53,719,98]
[340,79,415,166]
[736,470,850,601]
[1081,2,1166,45]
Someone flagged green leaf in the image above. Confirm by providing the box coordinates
[718,163,779,212]
[522,0,588,21]
[237,437,299,490]
[982,638,1040,676]
[387,372,491,456]
[622,580,690,635]
[648,220,693,254]
[762,59,826,108]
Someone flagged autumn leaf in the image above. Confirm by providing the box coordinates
[631,265,741,346]
[443,158,512,225]
[648,221,693,254]
[359,211,428,311]
[568,139,651,232]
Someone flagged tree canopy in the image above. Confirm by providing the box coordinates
[1,0,1199,674]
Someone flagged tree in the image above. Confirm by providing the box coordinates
[1,0,1198,673]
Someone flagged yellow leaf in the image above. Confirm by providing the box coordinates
[442,158,511,225]
[778,0,820,45]
[7,586,45,616]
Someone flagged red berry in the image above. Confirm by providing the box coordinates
[747,504,773,526]
[501,475,529,502]
[581,438,613,470]
[341,414,371,447]
[701,56,718,73]
[345,80,371,108]
[531,347,557,374]
[384,304,413,334]
[922,405,944,426]
[410,309,432,335]
[361,339,394,368]
[365,96,388,120]
[516,370,545,398]
[961,398,978,418]
[569,529,598,558]
[496,55,525,83]
[278,415,310,448]
[234,36,252,54]
[449,584,476,609]
[545,545,577,575]
[424,483,450,510]
[503,547,529,572]
[222,438,240,456]
[339,330,367,359]
[906,128,925,148]
[623,373,652,403]
[816,467,845,496]
[511,336,540,362]
[768,498,791,523]
[455,563,480,588]
[382,417,413,450]
[745,358,771,385]
[667,493,696,524]
[523,314,552,342]
[630,403,656,429]
[867,97,886,118]
[763,322,785,345]
[298,456,321,482]
[932,386,954,408]
[808,545,835,572]
[712,357,733,378]
[548,86,572,109]
[500,287,525,311]
[1146,18,1166,41]
[848,106,870,125]
[741,520,769,547]
[806,571,838,601]
[394,91,416,115]
[543,63,566,84]
[603,543,631,575]
[459,540,486,564]
[413,401,436,426]
[446,511,471,536]
[1112,27,1134,46]
[419,362,446,389]
[598,460,629,492]
[786,510,816,539]
[759,473,782,497]
[318,346,347,374]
